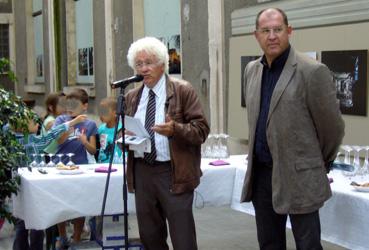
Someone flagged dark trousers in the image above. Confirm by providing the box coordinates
[134,159,198,250]
[251,164,323,250]
[13,219,44,250]
[45,225,59,250]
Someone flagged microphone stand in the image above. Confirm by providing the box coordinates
[100,86,129,250]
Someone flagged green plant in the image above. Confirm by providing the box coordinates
[0,58,35,222]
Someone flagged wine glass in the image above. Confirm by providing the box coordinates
[56,153,64,165]
[341,145,355,178]
[38,153,46,169]
[359,146,369,176]
[203,134,213,158]
[335,151,342,163]
[66,153,75,166]
[341,145,352,165]
[219,133,230,159]
[352,145,362,176]
[212,134,221,159]
[29,153,38,168]
[46,154,56,168]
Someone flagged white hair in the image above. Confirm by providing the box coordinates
[127,37,169,73]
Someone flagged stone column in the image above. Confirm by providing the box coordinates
[208,0,225,133]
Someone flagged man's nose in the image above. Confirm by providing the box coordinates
[268,31,277,39]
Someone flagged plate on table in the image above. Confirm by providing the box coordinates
[351,181,369,192]
[56,168,84,175]
[56,164,83,175]
[352,185,369,192]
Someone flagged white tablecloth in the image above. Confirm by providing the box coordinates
[196,157,240,207]
[12,164,136,230]
[14,155,368,249]
[321,171,369,250]
[13,158,238,230]
[230,156,369,250]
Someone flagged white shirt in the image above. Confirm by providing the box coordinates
[134,74,170,161]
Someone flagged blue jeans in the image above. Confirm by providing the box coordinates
[13,219,44,250]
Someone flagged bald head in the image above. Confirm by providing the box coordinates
[255,8,288,30]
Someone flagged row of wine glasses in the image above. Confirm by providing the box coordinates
[29,153,75,169]
[337,145,369,177]
[201,134,230,159]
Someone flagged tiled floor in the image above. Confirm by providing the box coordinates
[0,206,346,250]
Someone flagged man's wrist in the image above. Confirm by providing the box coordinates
[168,121,175,139]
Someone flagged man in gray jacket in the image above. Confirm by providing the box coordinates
[241,8,344,250]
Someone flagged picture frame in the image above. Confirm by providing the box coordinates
[321,50,368,116]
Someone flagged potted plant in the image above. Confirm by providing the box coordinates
[0,58,35,224]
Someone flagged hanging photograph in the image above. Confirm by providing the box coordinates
[88,47,93,75]
[36,54,43,77]
[159,35,181,74]
[78,48,88,76]
[241,55,260,107]
[321,50,367,116]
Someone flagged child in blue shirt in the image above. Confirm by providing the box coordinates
[53,88,97,249]
[97,97,122,163]
[54,89,97,165]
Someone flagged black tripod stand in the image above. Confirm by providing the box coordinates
[100,75,143,250]
[100,85,129,250]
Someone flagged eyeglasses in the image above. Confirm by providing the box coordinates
[257,26,285,36]
[135,60,161,69]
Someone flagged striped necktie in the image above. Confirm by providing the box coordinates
[144,89,157,164]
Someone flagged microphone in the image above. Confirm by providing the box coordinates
[110,75,144,89]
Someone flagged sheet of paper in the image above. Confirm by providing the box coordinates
[116,116,152,155]
[124,116,150,138]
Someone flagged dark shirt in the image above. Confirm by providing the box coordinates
[254,46,290,166]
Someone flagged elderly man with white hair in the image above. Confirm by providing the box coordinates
[124,37,209,250]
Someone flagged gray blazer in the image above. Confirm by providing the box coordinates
[241,47,345,214]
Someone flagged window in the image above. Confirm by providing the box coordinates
[33,0,44,83]
[144,0,181,75]
[0,24,9,59]
[75,0,94,84]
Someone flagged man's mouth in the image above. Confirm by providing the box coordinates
[268,43,279,48]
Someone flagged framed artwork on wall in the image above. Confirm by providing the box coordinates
[159,35,181,75]
[321,50,368,116]
[241,55,260,107]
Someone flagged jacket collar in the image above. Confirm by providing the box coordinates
[267,46,297,125]
[130,74,174,114]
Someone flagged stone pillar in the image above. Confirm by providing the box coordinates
[181,0,210,123]
[65,0,76,86]
[208,0,225,134]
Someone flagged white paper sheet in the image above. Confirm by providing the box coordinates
[124,116,150,138]
[116,116,152,155]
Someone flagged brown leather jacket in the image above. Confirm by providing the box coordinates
[124,75,210,194]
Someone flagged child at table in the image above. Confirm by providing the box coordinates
[87,98,123,241]
[53,88,97,249]
[11,114,87,250]
[97,97,122,163]
[42,92,66,157]
[13,114,87,166]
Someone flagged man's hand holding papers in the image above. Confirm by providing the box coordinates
[117,116,151,157]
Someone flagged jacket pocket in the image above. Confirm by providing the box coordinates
[292,157,329,207]
[295,157,324,171]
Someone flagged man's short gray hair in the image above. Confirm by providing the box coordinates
[127,37,169,73]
